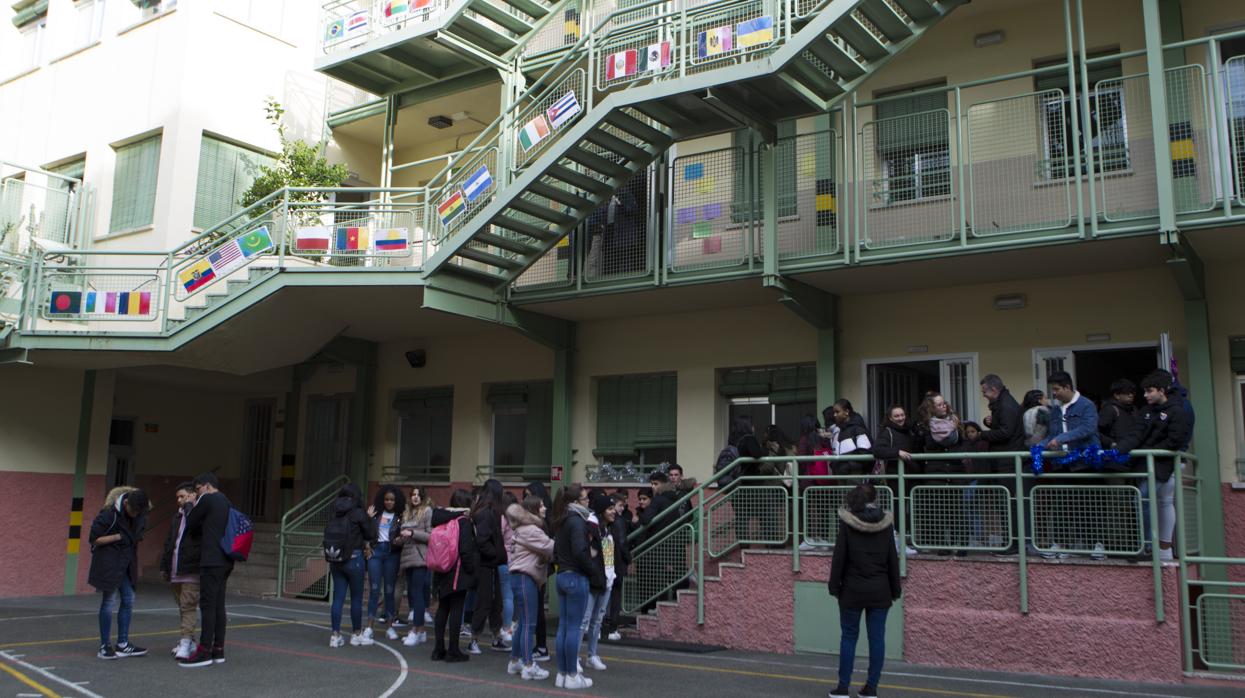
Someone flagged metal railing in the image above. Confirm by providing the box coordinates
[475,463,552,483]
[623,450,1197,625]
[1,160,91,254]
[276,474,351,600]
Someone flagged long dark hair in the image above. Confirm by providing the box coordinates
[373,484,407,518]
[472,478,504,518]
[1021,389,1046,412]
[448,488,473,509]
[552,484,583,533]
[764,424,794,452]
[844,483,877,513]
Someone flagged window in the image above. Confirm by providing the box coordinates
[873,83,950,203]
[721,364,817,441]
[193,135,274,229]
[109,134,161,233]
[68,0,105,51]
[5,10,46,75]
[43,158,85,244]
[394,387,453,481]
[487,382,553,466]
[1219,35,1245,200]
[595,373,676,465]
[1035,52,1127,179]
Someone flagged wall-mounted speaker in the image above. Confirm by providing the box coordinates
[405,350,426,368]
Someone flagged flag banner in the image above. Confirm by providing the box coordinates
[48,291,81,315]
[208,240,245,275]
[676,207,696,225]
[324,18,345,43]
[702,202,723,220]
[294,226,332,251]
[735,16,773,48]
[697,26,733,59]
[373,228,409,252]
[105,291,153,316]
[83,291,98,314]
[179,259,217,295]
[438,191,466,225]
[816,178,837,227]
[346,10,369,35]
[384,0,408,18]
[518,115,551,152]
[638,41,671,72]
[684,162,704,180]
[695,176,716,195]
[462,165,494,202]
[605,49,638,81]
[546,90,581,129]
[335,226,370,251]
[237,226,273,258]
[692,221,714,239]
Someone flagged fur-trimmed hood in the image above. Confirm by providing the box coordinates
[838,506,893,533]
[505,502,546,530]
[104,486,152,511]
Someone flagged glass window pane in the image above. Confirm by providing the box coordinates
[492,410,527,466]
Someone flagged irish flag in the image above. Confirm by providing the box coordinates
[605,49,637,80]
[295,226,332,251]
[517,115,550,152]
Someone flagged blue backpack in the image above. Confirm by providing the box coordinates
[220,507,254,562]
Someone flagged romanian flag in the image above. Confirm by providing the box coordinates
[335,226,370,251]
[374,228,409,252]
[735,16,773,48]
[179,259,216,294]
[438,191,465,226]
[48,291,81,315]
[698,26,733,59]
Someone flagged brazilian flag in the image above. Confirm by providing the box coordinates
[238,226,273,258]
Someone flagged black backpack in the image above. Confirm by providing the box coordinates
[714,444,740,486]
[322,514,353,563]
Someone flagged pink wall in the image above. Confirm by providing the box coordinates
[0,472,104,597]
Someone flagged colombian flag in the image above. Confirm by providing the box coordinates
[374,228,409,251]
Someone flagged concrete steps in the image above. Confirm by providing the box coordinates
[140,522,284,598]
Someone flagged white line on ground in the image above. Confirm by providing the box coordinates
[0,608,179,622]
[236,603,329,617]
[0,649,106,698]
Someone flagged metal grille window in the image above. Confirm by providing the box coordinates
[395,387,453,481]
[1035,54,1127,179]
[873,83,950,204]
[193,135,274,230]
[487,382,553,467]
[109,134,161,233]
[594,373,677,463]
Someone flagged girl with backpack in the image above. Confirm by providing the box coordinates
[503,494,554,680]
[366,485,406,641]
[552,485,596,690]
[429,489,478,662]
[326,483,377,648]
[394,486,432,646]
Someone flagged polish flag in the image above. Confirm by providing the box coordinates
[295,226,332,251]
[605,49,637,81]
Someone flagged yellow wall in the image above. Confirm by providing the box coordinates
[0,366,111,476]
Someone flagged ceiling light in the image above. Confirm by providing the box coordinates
[974,30,1005,48]
[993,293,1026,311]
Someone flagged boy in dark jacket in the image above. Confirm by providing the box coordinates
[160,482,200,659]
[1098,378,1137,449]
[180,473,233,667]
[431,490,479,662]
[89,486,150,659]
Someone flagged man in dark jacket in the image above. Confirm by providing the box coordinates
[89,487,149,659]
[180,473,233,667]
[160,482,201,659]
[978,375,1029,556]
[604,493,632,640]
[1098,378,1137,449]
[637,472,678,540]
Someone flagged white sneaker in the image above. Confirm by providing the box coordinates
[362,627,374,642]
[905,545,919,557]
[1159,547,1174,561]
[507,658,523,675]
[407,610,415,623]
[586,655,607,671]
[402,631,419,647]
[466,639,482,655]
[425,611,434,625]
[329,633,345,648]
[576,658,583,674]
[555,673,565,688]
[174,638,193,659]
[1091,542,1107,561]
[1040,543,1062,559]
[798,541,816,552]
[460,625,473,638]
[499,628,513,644]
[564,673,593,689]
[350,632,373,646]
[418,631,427,644]
[522,663,549,681]
[607,631,621,641]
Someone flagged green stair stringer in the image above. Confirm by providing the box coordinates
[421,0,966,296]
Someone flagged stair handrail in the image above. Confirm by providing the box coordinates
[503,0,578,62]
[277,474,351,597]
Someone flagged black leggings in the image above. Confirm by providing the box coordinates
[434,591,468,655]
[469,566,502,636]
[535,583,548,650]
[199,564,232,649]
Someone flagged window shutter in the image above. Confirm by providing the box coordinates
[12,0,48,28]
[194,136,274,230]
[595,377,628,457]
[874,89,948,152]
[109,135,161,233]
[524,382,553,465]
[1231,337,1245,374]
[635,374,677,448]
[595,373,676,457]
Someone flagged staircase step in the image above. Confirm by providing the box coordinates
[894,0,938,21]
[502,0,550,20]
[858,0,913,42]
[468,0,534,35]
[784,57,845,100]
[492,215,561,242]
[544,165,611,195]
[603,110,673,145]
[563,148,631,180]
[834,14,889,61]
[508,197,577,226]
[475,231,544,255]
[527,181,595,211]
[581,129,650,164]
[806,37,867,81]
[630,102,698,134]
[449,14,518,54]
[456,246,525,271]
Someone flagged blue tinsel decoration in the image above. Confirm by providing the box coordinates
[1030,445,1130,476]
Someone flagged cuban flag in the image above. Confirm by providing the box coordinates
[546,90,581,129]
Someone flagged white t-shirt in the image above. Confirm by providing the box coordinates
[378,512,394,543]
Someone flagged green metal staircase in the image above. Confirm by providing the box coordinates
[421,0,965,294]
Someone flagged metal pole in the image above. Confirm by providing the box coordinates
[955,86,968,248]
[1141,0,1178,240]
[1146,453,1165,623]
[791,474,800,573]
[1075,0,1100,236]
[898,462,907,578]
[1207,39,1234,218]
[1174,454,1194,671]
[1063,0,1087,239]
[697,497,706,624]
[1016,455,1028,614]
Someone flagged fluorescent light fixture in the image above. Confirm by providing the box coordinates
[974,30,1005,48]
[1086,332,1112,343]
[993,293,1027,311]
[907,345,929,354]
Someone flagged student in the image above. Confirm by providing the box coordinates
[828,484,902,698]
[89,486,150,660]
[1020,389,1051,448]
[431,489,478,662]
[873,405,921,475]
[325,483,376,649]
[914,393,966,556]
[504,494,554,681]
[582,492,616,672]
[603,492,632,641]
[395,486,432,647]
[978,375,1027,556]
[522,481,554,663]
[468,479,509,654]
[1046,371,1101,453]
[553,485,596,689]
[160,482,200,660]
[1098,378,1137,449]
[365,485,406,641]
[180,473,233,668]
[826,400,872,476]
[497,491,517,646]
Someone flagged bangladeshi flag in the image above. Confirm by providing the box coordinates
[48,291,81,315]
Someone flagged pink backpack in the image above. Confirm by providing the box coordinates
[427,515,465,577]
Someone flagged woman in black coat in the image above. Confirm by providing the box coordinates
[828,484,901,698]
[88,487,150,659]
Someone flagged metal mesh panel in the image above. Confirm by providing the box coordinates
[910,484,1012,551]
[0,175,74,249]
[1197,594,1245,671]
[669,147,748,271]
[374,0,449,32]
[434,147,499,238]
[1181,466,1202,556]
[967,90,1073,235]
[1225,56,1245,205]
[768,130,840,259]
[40,270,161,322]
[594,21,665,91]
[794,0,825,20]
[584,167,651,282]
[514,69,587,170]
[860,108,957,248]
[621,523,694,614]
[686,0,776,74]
[523,0,585,58]
[320,0,383,53]
[802,485,893,546]
[1095,65,1216,222]
[172,223,280,301]
[707,485,789,556]
[514,239,574,289]
[1029,485,1143,556]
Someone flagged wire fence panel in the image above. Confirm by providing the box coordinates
[1197,594,1245,671]
[669,147,749,272]
[967,90,1073,236]
[514,239,574,288]
[802,485,893,546]
[523,0,586,59]
[40,270,162,322]
[621,522,694,614]
[1095,65,1216,222]
[583,167,651,283]
[433,147,500,237]
[686,0,777,75]
[514,69,587,171]
[910,484,1012,552]
[707,485,789,557]
[0,174,76,252]
[1029,485,1143,557]
[859,108,958,249]
[766,130,841,260]
[1225,56,1245,205]
[1180,465,1202,556]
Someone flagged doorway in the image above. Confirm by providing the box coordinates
[240,399,275,520]
[106,418,136,488]
[863,355,979,431]
[303,394,352,496]
[1033,340,1164,407]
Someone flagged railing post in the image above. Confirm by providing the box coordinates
[954,86,968,248]
[161,251,175,335]
[1146,453,1165,623]
[1062,0,1088,240]
[276,525,286,599]
[697,497,705,625]
[1174,454,1193,670]
[1207,39,1234,219]
[791,473,800,573]
[1016,454,1029,615]
[898,460,907,578]
[278,189,289,269]
[1074,0,1099,236]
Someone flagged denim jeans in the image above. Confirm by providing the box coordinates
[555,571,589,675]
[498,563,515,628]
[99,575,135,646]
[367,542,399,622]
[404,567,429,629]
[509,572,539,664]
[331,552,365,633]
[838,605,889,689]
[580,585,611,657]
[1139,474,1177,547]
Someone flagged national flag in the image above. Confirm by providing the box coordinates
[105,292,118,313]
[48,291,81,315]
[698,26,733,59]
[208,241,244,274]
[83,291,98,313]
[438,191,465,225]
[546,90,581,129]
[335,226,370,251]
[324,18,345,43]
[736,16,773,48]
[563,8,580,43]
[122,291,151,316]
[517,115,551,152]
[238,226,273,257]
[346,10,369,35]
[638,41,671,72]
[605,49,637,81]
[295,226,332,251]
[374,228,409,251]
[384,0,408,18]
[462,165,494,203]
[179,259,216,294]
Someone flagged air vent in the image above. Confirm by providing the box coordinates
[428,115,454,129]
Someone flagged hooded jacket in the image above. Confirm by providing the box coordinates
[1115,398,1191,482]
[827,506,902,609]
[185,488,234,568]
[1098,399,1136,449]
[554,504,598,582]
[637,480,679,538]
[329,495,376,562]
[88,487,149,593]
[430,507,478,597]
[873,420,922,475]
[834,413,873,476]
[394,506,432,571]
[160,502,200,579]
[504,503,555,586]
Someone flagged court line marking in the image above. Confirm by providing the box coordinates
[0,608,179,623]
[0,650,103,698]
[0,661,60,698]
[0,621,291,650]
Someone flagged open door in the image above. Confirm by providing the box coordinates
[1159,332,1174,374]
[940,357,979,423]
[1034,349,1076,392]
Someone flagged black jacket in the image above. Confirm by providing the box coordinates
[637,481,679,540]
[431,508,478,597]
[610,516,632,578]
[160,505,200,578]
[372,509,403,545]
[185,490,233,569]
[834,413,873,476]
[87,492,147,593]
[828,507,902,609]
[331,496,376,561]
[554,508,598,581]
[1098,399,1136,449]
[873,421,922,475]
[979,389,1024,473]
[1116,399,1191,482]
[472,507,506,568]
[586,518,607,593]
[915,420,966,475]
[735,433,768,477]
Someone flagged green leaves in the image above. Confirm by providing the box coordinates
[239,98,350,210]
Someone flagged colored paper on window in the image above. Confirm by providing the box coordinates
[692,221,714,239]
[702,236,722,254]
[563,8,580,43]
[801,153,817,177]
[438,191,465,225]
[518,115,551,152]
[179,259,216,294]
[697,26,733,59]
[676,207,696,225]
[462,165,494,202]
[735,16,773,48]
[48,291,81,315]
[695,176,716,195]
[702,202,722,220]
[683,163,704,181]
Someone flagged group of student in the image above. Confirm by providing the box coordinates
[321,478,633,690]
